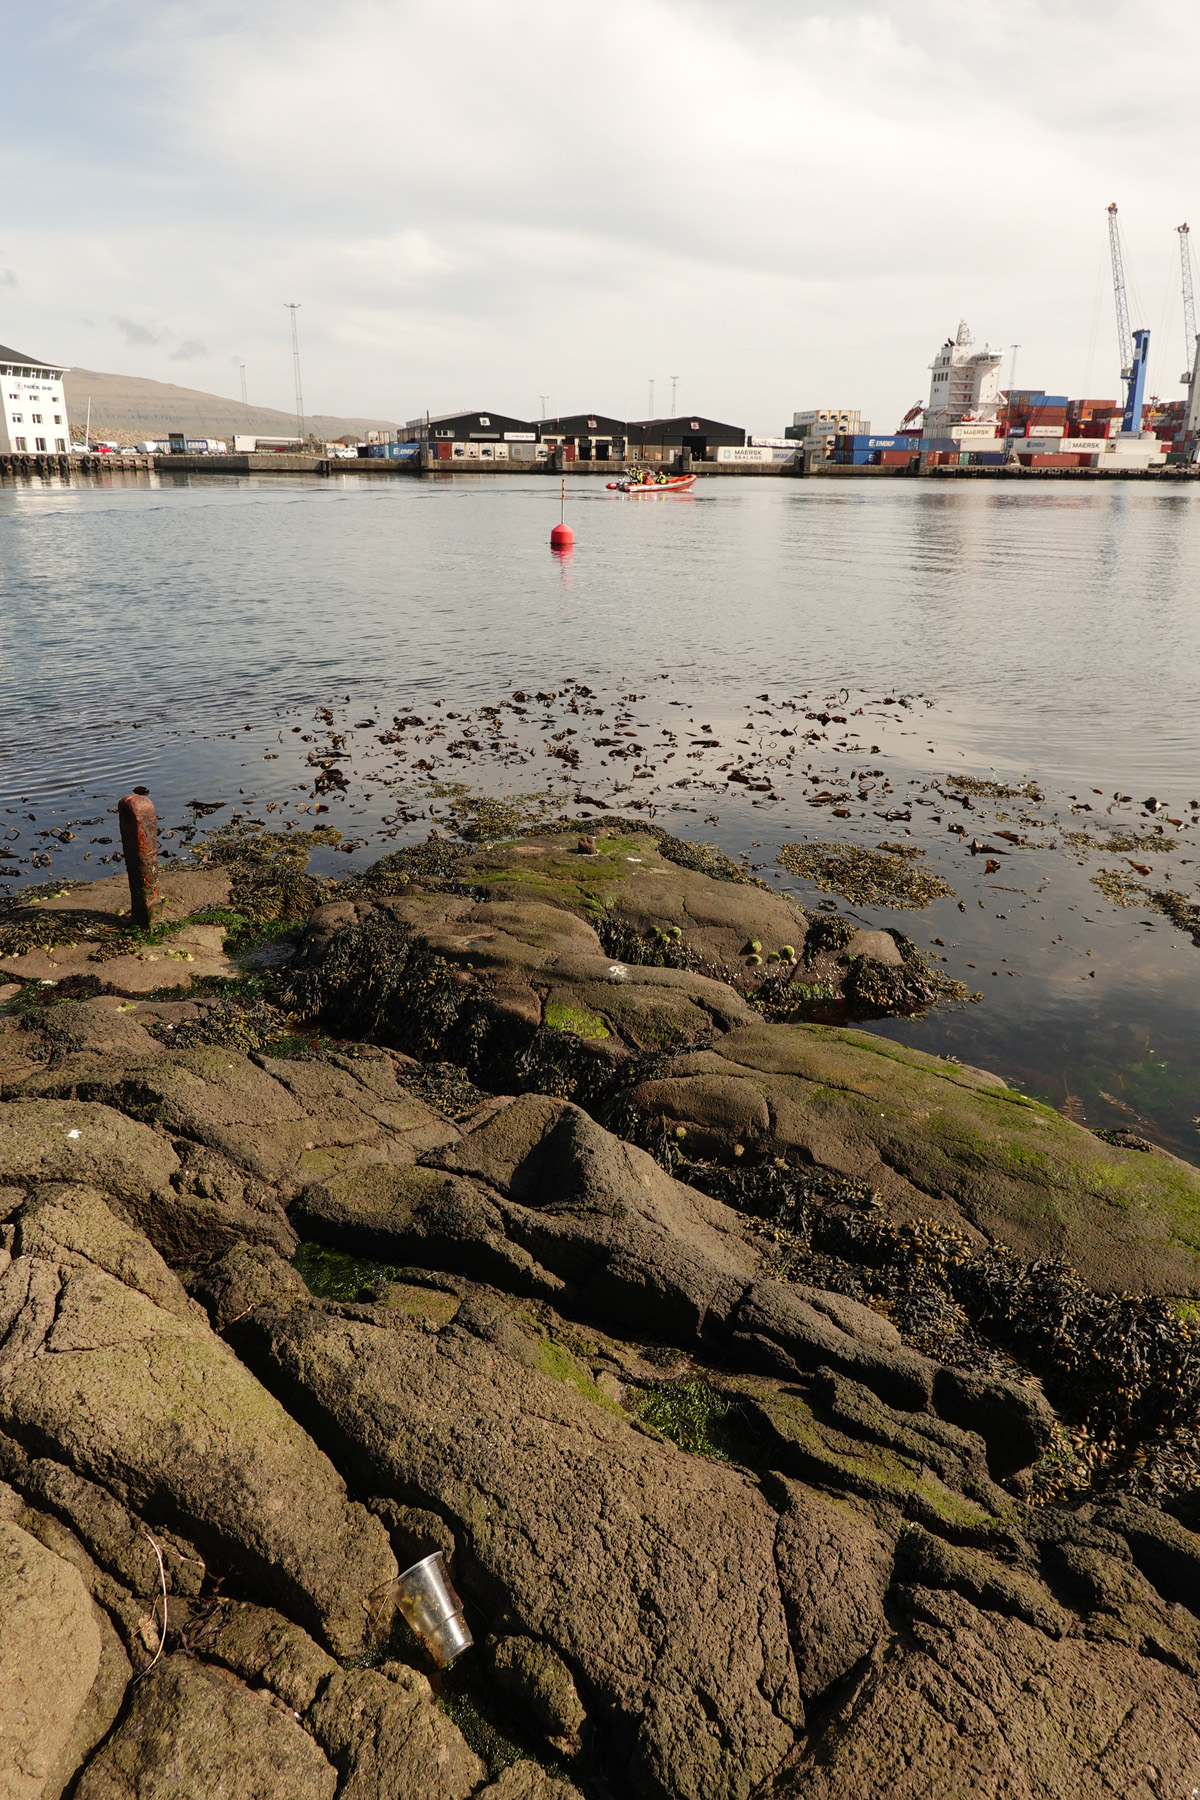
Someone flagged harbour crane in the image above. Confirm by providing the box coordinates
[1179,222,1200,456]
[1107,203,1150,435]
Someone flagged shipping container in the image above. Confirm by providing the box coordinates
[1018,452,1094,468]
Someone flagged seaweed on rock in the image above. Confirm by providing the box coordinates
[659,1151,1200,1505]
[192,822,343,924]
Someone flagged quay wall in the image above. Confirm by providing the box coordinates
[0,450,154,478]
[6,450,1193,485]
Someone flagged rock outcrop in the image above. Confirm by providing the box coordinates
[2,844,1200,1797]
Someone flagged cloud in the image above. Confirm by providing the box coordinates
[1,268,18,288]
[5,2,1200,426]
[113,315,168,348]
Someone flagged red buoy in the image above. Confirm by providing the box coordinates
[550,474,572,551]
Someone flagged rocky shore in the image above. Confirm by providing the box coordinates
[3,822,1200,1796]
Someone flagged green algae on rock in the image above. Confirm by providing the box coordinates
[617,1022,1200,1297]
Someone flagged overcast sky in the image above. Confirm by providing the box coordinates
[3,1,1199,432]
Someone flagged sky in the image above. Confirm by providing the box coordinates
[2,0,1199,434]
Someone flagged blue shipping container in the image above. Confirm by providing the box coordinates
[836,434,910,450]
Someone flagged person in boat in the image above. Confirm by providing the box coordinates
[655,468,668,484]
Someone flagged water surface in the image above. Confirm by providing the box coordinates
[2,469,1198,1157]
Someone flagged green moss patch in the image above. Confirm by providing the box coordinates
[535,1335,622,1414]
[543,1002,610,1040]
[293,1242,415,1304]
[626,1377,734,1459]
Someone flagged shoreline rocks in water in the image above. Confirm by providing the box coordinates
[3,831,1200,1796]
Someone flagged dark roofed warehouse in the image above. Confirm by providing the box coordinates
[625,415,746,460]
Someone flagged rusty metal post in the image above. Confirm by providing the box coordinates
[118,788,158,931]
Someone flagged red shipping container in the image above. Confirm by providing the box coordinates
[879,450,913,465]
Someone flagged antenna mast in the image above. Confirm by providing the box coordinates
[284,303,305,442]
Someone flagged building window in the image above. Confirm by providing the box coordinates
[35,437,46,451]
[32,413,42,424]
[56,438,66,451]
[54,415,62,424]
[14,437,26,451]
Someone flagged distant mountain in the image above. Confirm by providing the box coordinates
[61,367,399,445]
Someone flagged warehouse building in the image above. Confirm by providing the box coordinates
[624,415,746,461]
[398,410,541,461]
[0,341,71,454]
[536,413,626,460]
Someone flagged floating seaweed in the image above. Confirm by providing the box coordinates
[1090,867,1150,908]
[422,783,560,840]
[777,840,955,909]
[1150,887,1200,947]
[1065,829,1176,855]
[943,775,1044,801]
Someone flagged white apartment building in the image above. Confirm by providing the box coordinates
[0,342,71,455]
[923,322,1003,441]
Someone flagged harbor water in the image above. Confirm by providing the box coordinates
[2,468,1198,1158]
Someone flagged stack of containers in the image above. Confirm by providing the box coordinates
[1004,391,1068,454]
[1066,399,1122,439]
[833,434,917,465]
